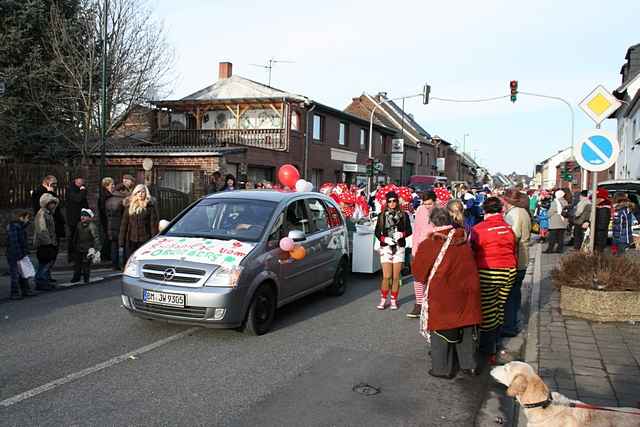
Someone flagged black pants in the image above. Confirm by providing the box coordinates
[101,234,112,261]
[73,251,91,282]
[573,226,585,250]
[430,326,478,376]
[546,229,565,253]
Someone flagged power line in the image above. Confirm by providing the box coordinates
[430,94,511,103]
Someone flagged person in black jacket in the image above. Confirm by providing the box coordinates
[98,177,114,262]
[593,188,612,253]
[32,175,66,281]
[66,176,89,261]
[374,191,412,310]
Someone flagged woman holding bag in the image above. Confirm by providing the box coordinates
[6,210,37,299]
[412,208,482,379]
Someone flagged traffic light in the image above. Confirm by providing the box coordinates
[422,83,431,105]
[510,80,518,103]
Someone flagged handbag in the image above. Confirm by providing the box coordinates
[17,256,36,279]
[419,229,455,343]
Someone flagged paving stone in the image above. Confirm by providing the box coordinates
[572,366,608,377]
[604,364,640,376]
[568,336,597,345]
[570,342,600,352]
[572,357,603,369]
[555,388,579,399]
[570,349,602,360]
[600,356,639,367]
[554,377,577,391]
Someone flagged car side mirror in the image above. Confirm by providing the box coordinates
[158,219,170,232]
[288,230,306,242]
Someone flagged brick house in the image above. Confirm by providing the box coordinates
[103,62,396,197]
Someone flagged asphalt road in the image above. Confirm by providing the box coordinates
[1,273,493,426]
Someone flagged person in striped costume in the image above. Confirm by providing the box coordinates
[469,197,517,365]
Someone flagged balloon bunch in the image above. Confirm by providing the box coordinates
[279,237,306,260]
[375,184,414,212]
[277,164,313,192]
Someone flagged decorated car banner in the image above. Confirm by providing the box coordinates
[135,237,256,267]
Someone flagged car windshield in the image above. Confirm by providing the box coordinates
[165,199,277,242]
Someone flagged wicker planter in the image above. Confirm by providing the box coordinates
[561,286,640,322]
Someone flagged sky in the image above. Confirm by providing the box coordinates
[150,0,639,176]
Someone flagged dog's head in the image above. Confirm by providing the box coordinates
[491,362,550,405]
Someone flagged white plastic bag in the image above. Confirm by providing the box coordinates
[17,256,36,279]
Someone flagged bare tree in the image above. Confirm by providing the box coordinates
[44,0,174,158]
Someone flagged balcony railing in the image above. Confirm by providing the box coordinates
[155,128,287,151]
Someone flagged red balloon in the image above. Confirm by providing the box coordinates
[278,164,300,188]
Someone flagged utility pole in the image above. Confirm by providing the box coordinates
[100,0,108,180]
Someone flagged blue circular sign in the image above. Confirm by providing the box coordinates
[573,130,619,173]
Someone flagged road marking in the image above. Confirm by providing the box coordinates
[0,327,200,408]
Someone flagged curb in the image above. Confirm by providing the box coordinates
[516,243,542,427]
[0,272,122,302]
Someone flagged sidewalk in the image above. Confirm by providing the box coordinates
[0,256,121,300]
[523,245,640,415]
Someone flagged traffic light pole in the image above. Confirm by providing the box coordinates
[518,91,581,188]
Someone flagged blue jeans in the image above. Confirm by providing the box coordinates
[35,260,53,287]
[503,269,527,335]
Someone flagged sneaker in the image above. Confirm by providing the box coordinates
[390,299,398,310]
[406,304,421,318]
[376,298,388,310]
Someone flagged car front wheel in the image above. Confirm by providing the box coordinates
[243,284,276,336]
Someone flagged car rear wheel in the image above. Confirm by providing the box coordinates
[243,284,276,336]
[326,260,347,296]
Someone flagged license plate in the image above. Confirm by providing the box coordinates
[143,290,185,307]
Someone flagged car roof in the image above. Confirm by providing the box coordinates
[599,180,640,193]
[204,190,332,204]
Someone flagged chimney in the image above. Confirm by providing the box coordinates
[219,62,233,80]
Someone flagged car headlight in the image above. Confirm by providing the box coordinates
[205,265,243,288]
[123,255,140,278]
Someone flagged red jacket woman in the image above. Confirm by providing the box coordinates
[469,214,517,270]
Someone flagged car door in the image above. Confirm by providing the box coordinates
[304,197,336,284]
[279,199,325,297]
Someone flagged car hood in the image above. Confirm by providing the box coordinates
[134,236,257,269]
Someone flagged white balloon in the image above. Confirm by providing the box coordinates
[303,181,314,192]
[158,219,171,232]
[295,179,307,192]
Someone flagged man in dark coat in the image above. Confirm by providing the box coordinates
[105,184,128,269]
[66,176,89,260]
[32,175,66,281]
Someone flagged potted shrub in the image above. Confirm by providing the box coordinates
[551,252,640,322]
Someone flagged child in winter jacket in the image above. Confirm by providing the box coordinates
[71,209,102,284]
[612,195,637,256]
[6,210,36,299]
[536,198,551,242]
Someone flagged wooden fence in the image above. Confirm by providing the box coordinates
[0,164,74,209]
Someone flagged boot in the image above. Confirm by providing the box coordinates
[70,275,82,284]
[406,304,422,318]
[10,287,23,300]
[20,281,39,297]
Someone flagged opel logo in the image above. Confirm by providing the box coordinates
[163,268,176,281]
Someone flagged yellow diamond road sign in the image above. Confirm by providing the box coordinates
[579,85,621,126]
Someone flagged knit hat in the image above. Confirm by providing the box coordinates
[596,188,609,200]
[80,208,94,218]
[385,191,399,202]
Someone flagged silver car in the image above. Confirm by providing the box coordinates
[121,190,350,335]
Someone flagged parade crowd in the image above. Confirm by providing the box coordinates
[6,174,160,299]
[372,182,638,379]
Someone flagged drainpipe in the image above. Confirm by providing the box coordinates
[304,102,317,180]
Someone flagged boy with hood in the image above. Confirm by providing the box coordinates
[72,209,101,284]
[34,193,60,290]
[6,210,37,299]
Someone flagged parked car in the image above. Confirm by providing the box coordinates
[121,190,350,335]
[408,175,448,192]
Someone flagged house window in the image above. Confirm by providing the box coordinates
[161,170,194,194]
[360,128,367,150]
[291,111,300,131]
[380,134,385,154]
[186,114,197,130]
[339,122,347,146]
[311,168,323,189]
[313,114,323,141]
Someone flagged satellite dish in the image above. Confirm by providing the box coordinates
[142,158,154,171]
